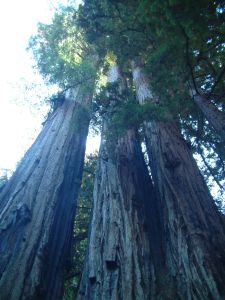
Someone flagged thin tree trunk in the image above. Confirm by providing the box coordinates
[78,65,157,300]
[0,86,93,300]
[190,88,225,141]
[132,61,225,300]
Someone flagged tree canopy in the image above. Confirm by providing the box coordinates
[30,0,225,209]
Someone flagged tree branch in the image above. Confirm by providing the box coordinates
[199,148,224,191]
[209,66,225,97]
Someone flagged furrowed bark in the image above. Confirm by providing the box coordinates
[190,88,225,141]
[132,61,225,300]
[78,65,156,300]
[0,86,93,300]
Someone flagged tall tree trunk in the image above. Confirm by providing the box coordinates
[0,86,93,300]
[190,88,225,141]
[78,65,157,300]
[132,61,225,300]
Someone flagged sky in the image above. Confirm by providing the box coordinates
[0,0,99,176]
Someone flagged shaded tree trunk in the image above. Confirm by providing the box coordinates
[78,65,157,300]
[0,86,93,300]
[78,127,155,300]
[190,88,225,141]
[132,61,225,300]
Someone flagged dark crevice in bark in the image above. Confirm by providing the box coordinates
[78,127,156,300]
[145,120,225,299]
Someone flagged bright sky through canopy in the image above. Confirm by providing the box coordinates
[0,0,98,176]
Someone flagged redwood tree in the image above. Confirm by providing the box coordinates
[77,65,159,300]
[0,86,93,300]
[132,60,225,299]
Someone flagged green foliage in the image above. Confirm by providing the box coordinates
[77,0,151,63]
[92,79,173,142]
[78,0,225,108]
[139,0,225,103]
[109,100,168,137]
[76,0,225,201]
[29,5,96,89]
[181,115,225,209]
[63,153,98,299]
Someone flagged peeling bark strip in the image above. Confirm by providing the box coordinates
[78,65,155,300]
[132,61,225,300]
[190,88,225,141]
[0,86,93,300]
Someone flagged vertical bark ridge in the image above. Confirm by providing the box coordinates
[132,61,225,300]
[78,127,155,300]
[0,86,93,300]
[78,65,156,300]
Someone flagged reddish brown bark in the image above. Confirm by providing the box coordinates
[78,126,156,300]
[78,65,157,300]
[132,61,225,300]
[0,86,93,300]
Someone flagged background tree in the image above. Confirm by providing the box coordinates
[63,153,98,300]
